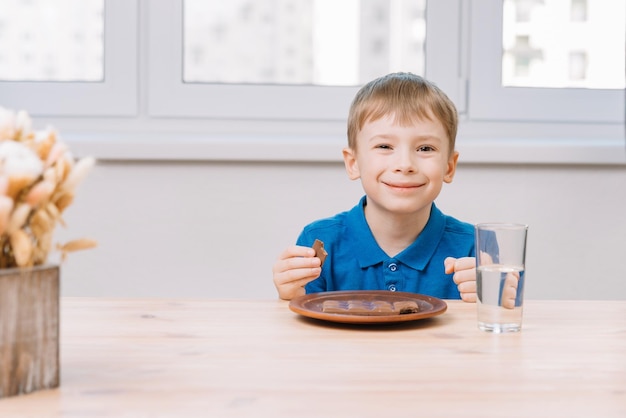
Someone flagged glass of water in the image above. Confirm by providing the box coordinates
[475,223,528,333]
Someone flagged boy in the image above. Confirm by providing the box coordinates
[273,72,476,302]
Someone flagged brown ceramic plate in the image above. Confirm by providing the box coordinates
[289,290,447,324]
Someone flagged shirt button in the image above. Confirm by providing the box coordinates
[389,263,398,272]
[388,285,397,292]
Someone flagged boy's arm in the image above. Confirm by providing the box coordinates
[444,257,476,303]
[272,245,322,300]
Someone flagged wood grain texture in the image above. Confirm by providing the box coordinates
[0,265,60,398]
[0,298,624,417]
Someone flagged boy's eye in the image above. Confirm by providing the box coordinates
[417,145,435,152]
[376,144,392,150]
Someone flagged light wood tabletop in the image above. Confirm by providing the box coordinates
[0,298,624,418]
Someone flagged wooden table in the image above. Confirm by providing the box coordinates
[0,298,624,418]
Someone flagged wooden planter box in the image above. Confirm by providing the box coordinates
[0,265,60,398]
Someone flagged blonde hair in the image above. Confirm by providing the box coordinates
[347,72,458,154]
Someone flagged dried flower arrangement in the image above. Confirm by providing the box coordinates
[0,107,96,268]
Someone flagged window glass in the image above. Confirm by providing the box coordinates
[502,0,625,89]
[0,0,104,82]
[183,0,426,86]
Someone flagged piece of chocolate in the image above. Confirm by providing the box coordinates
[393,301,420,314]
[321,299,420,315]
[320,300,344,313]
[322,300,394,315]
[312,239,328,266]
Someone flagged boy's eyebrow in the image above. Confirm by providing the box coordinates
[412,134,444,142]
[366,133,445,142]
[366,133,395,141]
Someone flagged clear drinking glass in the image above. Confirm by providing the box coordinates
[475,223,528,333]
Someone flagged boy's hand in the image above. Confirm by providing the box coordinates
[444,257,476,303]
[272,245,322,300]
[501,271,519,309]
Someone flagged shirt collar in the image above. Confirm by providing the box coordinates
[396,204,445,271]
[347,196,445,271]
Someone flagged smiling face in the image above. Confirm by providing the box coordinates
[343,113,459,222]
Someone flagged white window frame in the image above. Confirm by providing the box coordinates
[0,0,138,117]
[425,0,465,113]
[468,0,624,123]
[0,0,622,165]
[147,0,463,120]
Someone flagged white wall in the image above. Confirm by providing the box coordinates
[56,158,626,300]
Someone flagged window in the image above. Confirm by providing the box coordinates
[502,0,624,89]
[0,0,104,82]
[0,0,137,116]
[149,0,440,120]
[0,0,622,165]
[183,0,427,86]
[469,0,624,123]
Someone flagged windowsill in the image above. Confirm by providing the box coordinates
[64,133,626,166]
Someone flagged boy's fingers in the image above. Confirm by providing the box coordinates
[444,257,456,274]
[453,257,475,271]
[460,293,477,303]
[283,256,320,271]
[457,280,476,294]
[444,257,475,274]
[279,245,316,260]
[274,246,318,275]
[446,257,477,303]
[273,256,320,280]
[273,264,321,291]
[501,272,519,309]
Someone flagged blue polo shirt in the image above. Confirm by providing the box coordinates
[299,196,475,299]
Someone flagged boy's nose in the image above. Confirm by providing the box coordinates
[393,150,416,173]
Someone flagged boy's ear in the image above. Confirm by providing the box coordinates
[343,147,360,180]
[443,151,459,183]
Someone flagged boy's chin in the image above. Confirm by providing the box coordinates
[369,199,433,216]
